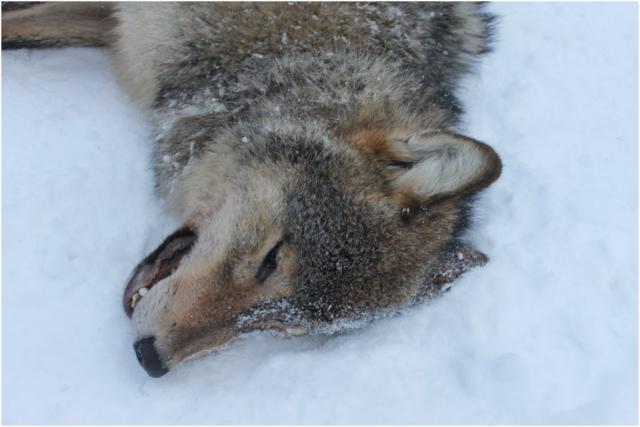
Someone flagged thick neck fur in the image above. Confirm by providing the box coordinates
[152,51,457,200]
[131,2,495,200]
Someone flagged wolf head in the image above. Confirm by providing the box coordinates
[123,122,501,377]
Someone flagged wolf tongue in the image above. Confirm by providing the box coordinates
[148,237,194,285]
[123,228,197,316]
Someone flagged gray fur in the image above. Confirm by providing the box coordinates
[137,3,495,197]
[2,2,501,375]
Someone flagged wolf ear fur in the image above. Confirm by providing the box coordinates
[385,131,502,203]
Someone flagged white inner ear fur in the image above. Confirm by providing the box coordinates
[392,131,499,199]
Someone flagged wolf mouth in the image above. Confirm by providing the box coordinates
[123,227,197,317]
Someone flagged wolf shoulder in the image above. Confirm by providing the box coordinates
[113,2,494,109]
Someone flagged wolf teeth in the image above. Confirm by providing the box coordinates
[131,293,141,309]
[131,287,151,310]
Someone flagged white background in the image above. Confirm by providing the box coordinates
[2,3,638,424]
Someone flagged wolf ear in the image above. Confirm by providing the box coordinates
[383,131,502,204]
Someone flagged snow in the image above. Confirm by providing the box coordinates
[2,3,638,424]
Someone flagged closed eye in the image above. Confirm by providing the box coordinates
[255,241,282,283]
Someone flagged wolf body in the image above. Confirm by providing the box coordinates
[3,2,501,377]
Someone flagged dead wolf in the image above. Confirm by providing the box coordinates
[3,2,501,377]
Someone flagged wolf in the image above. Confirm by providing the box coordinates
[3,2,501,377]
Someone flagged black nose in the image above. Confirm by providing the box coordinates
[133,337,168,378]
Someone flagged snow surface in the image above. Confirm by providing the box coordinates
[2,3,638,424]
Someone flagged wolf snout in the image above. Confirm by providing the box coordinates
[133,336,168,378]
